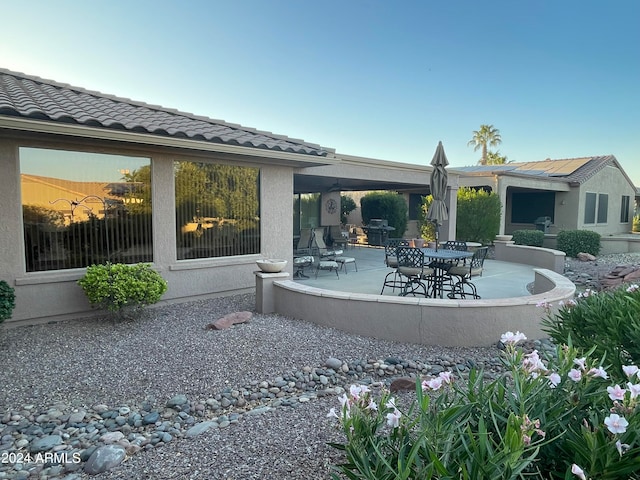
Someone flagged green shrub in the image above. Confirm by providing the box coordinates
[0,280,16,323]
[556,229,601,257]
[78,262,168,313]
[542,285,640,376]
[340,195,357,225]
[329,332,640,479]
[361,192,408,237]
[418,195,436,241]
[455,187,501,244]
[634,215,640,233]
[512,229,545,247]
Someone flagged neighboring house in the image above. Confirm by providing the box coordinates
[0,68,452,325]
[457,157,636,237]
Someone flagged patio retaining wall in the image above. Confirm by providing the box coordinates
[493,240,565,273]
[270,269,575,348]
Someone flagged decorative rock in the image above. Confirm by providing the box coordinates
[68,410,86,424]
[142,412,160,425]
[390,377,417,392]
[100,431,125,444]
[325,358,342,370]
[84,445,126,475]
[207,311,252,330]
[166,394,188,408]
[30,435,62,452]
[185,421,217,438]
[577,252,596,261]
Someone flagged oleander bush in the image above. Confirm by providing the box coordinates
[328,331,640,479]
[78,262,167,313]
[512,229,545,247]
[0,280,16,323]
[556,229,601,258]
[542,285,640,376]
[455,187,501,244]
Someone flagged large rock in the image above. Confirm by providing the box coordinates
[84,445,126,475]
[30,435,62,452]
[390,377,418,392]
[599,264,640,290]
[207,311,252,330]
[577,252,596,261]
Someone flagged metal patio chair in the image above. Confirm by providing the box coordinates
[447,246,489,299]
[380,238,409,294]
[396,246,435,297]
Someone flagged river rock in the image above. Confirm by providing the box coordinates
[84,445,126,475]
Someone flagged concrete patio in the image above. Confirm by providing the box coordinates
[294,244,536,299]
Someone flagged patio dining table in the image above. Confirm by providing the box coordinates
[421,248,474,298]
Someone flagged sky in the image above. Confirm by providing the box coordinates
[2,0,639,184]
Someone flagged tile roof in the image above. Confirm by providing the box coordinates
[455,155,619,185]
[0,68,329,157]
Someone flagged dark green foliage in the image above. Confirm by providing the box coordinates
[78,263,168,313]
[340,195,357,225]
[455,187,501,244]
[542,285,640,377]
[556,230,601,257]
[361,192,408,237]
[512,229,545,247]
[419,195,436,241]
[0,280,16,323]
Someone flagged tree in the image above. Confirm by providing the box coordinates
[340,195,357,225]
[468,125,502,165]
[360,192,408,237]
[455,187,501,244]
[486,150,510,165]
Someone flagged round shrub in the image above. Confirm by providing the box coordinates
[556,229,601,257]
[78,263,168,313]
[360,192,408,237]
[511,229,545,247]
[0,280,16,323]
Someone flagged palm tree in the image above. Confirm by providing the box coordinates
[486,150,510,165]
[468,125,502,165]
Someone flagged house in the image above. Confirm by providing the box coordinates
[456,157,637,240]
[0,68,457,325]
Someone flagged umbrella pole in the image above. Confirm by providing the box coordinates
[434,220,439,251]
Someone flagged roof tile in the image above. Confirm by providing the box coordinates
[0,68,328,156]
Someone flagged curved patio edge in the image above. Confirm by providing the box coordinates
[272,269,576,348]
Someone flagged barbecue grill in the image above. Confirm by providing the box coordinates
[363,219,396,246]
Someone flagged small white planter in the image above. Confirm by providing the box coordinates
[495,235,513,242]
[256,259,288,273]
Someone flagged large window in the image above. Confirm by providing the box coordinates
[175,162,260,260]
[584,192,608,224]
[621,195,630,223]
[20,147,152,272]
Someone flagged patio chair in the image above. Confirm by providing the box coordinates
[311,227,343,259]
[447,246,489,299]
[328,225,349,250]
[295,228,314,255]
[396,247,435,297]
[380,238,409,294]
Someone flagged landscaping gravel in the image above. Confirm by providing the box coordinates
[1,252,639,479]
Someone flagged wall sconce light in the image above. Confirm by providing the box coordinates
[560,200,566,205]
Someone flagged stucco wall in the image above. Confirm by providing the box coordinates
[0,135,294,325]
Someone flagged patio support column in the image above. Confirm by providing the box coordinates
[441,184,458,242]
[255,271,289,314]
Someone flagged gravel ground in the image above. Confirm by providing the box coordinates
[2,252,640,479]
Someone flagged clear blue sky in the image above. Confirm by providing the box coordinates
[2,0,639,184]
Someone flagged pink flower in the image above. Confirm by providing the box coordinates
[627,382,640,399]
[500,331,527,345]
[607,384,626,401]
[327,407,339,419]
[523,350,547,375]
[626,284,639,293]
[604,413,629,434]
[547,372,561,388]
[571,464,587,480]
[573,357,587,370]
[588,366,608,379]
[568,369,582,382]
[422,377,444,391]
[536,301,551,310]
[365,399,378,411]
[622,365,639,379]
[439,371,454,384]
[385,397,397,410]
[386,409,401,428]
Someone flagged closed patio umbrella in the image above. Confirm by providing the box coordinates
[426,141,449,251]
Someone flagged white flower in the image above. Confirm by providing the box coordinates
[616,439,630,456]
[622,365,639,379]
[547,372,561,388]
[500,331,527,345]
[386,409,401,428]
[571,464,587,480]
[588,366,608,379]
[327,407,339,419]
[607,384,626,401]
[604,413,629,434]
[568,369,582,382]
[627,382,640,399]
